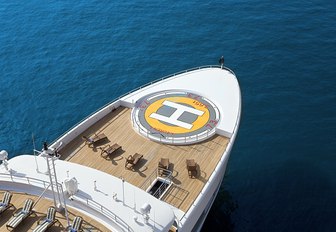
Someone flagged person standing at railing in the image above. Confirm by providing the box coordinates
[219,56,224,69]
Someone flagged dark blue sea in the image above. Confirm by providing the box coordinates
[0,1,335,231]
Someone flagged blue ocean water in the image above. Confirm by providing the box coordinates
[0,1,335,231]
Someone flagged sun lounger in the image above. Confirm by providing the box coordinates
[186,159,198,178]
[66,215,83,232]
[158,158,169,176]
[125,153,143,169]
[0,191,14,215]
[99,143,122,158]
[82,133,107,147]
[32,206,58,232]
[6,198,35,230]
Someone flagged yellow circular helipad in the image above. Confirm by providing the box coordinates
[132,91,220,144]
[145,96,210,134]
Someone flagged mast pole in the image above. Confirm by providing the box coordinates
[32,133,39,172]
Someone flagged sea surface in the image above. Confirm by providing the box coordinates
[0,1,335,231]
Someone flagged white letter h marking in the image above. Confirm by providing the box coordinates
[150,100,204,129]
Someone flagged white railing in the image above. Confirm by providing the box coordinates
[74,193,133,232]
[140,167,172,197]
[0,173,133,231]
[0,173,50,189]
[133,121,215,145]
[0,173,68,214]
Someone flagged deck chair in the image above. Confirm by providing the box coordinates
[6,198,34,230]
[66,215,83,232]
[32,206,58,232]
[158,158,169,176]
[99,143,122,158]
[0,191,14,214]
[82,133,107,148]
[125,153,143,169]
[186,159,198,178]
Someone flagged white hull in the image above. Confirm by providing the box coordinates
[1,65,241,231]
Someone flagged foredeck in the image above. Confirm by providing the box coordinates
[0,191,109,231]
[59,106,229,212]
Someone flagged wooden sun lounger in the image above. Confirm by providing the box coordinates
[82,133,107,147]
[99,143,122,158]
[125,153,143,169]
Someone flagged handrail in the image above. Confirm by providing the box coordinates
[0,172,69,225]
[51,65,232,145]
[0,173,66,205]
[140,167,172,199]
[153,180,170,199]
[134,120,215,145]
[0,173,132,231]
[140,168,158,191]
[75,192,133,232]
[0,173,53,189]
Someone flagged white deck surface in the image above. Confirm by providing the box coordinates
[1,155,175,232]
[121,67,240,137]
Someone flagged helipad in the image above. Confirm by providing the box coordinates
[132,90,220,144]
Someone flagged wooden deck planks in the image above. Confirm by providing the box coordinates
[59,107,229,212]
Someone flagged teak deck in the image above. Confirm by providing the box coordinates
[0,191,109,232]
[60,107,229,212]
